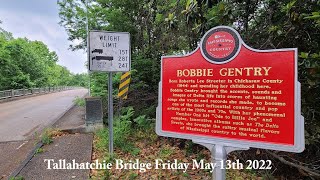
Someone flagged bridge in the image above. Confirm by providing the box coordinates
[0,87,88,176]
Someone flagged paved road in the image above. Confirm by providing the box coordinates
[0,88,88,142]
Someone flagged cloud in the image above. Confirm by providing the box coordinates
[0,0,87,74]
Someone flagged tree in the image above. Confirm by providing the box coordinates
[0,26,81,90]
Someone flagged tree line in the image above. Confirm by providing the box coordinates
[0,27,88,91]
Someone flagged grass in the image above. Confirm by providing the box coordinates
[41,133,53,145]
[9,176,24,180]
[73,96,85,107]
[41,129,54,145]
[159,146,174,159]
[41,128,63,145]
[91,107,263,179]
[129,172,138,180]
[35,147,44,154]
[182,172,189,177]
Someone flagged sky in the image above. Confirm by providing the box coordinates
[0,0,87,74]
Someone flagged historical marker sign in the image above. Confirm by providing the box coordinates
[156,26,304,153]
[89,31,130,72]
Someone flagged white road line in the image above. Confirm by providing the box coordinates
[16,141,27,149]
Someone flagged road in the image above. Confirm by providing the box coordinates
[0,88,88,177]
[0,88,88,142]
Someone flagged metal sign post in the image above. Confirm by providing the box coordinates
[108,72,114,154]
[211,145,227,180]
[193,139,249,180]
[88,31,131,155]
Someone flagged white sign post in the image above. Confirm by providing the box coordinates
[89,31,131,155]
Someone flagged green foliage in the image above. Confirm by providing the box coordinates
[159,147,174,159]
[185,140,195,156]
[41,129,54,145]
[73,96,85,107]
[133,115,154,129]
[182,172,189,177]
[9,176,24,180]
[42,135,53,145]
[96,107,141,156]
[129,172,138,180]
[0,27,89,90]
[35,147,44,154]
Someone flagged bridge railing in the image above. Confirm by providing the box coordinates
[0,86,77,100]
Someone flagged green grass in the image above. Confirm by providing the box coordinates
[35,147,44,154]
[129,172,138,180]
[159,147,174,159]
[73,96,85,107]
[95,107,147,156]
[9,176,24,180]
[41,129,53,145]
[182,172,189,177]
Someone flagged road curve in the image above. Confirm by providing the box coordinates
[0,88,88,142]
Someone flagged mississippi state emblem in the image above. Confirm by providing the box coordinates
[200,26,241,64]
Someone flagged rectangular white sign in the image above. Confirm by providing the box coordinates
[89,31,130,72]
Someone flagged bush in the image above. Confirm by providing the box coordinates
[96,107,141,155]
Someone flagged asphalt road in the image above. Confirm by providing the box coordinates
[0,88,88,142]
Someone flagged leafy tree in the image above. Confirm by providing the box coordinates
[0,25,84,90]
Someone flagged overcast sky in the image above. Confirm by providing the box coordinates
[0,0,87,74]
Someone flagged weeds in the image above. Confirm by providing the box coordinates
[182,172,189,177]
[133,115,153,129]
[41,128,62,145]
[41,129,53,145]
[185,140,195,156]
[196,152,206,162]
[35,147,44,154]
[73,96,85,107]
[129,172,138,180]
[41,135,53,145]
[96,107,142,156]
[159,146,174,159]
[9,176,24,180]
[92,106,263,179]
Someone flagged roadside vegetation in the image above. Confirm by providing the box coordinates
[73,96,86,107]
[92,107,261,179]
[9,176,24,180]
[41,128,64,145]
[0,26,89,90]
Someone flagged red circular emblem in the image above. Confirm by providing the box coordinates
[201,27,240,63]
[205,31,235,59]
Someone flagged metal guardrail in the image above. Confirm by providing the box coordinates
[0,86,77,100]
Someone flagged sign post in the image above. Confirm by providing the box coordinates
[156,26,304,179]
[108,72,114,153]
[89,31,130,154]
